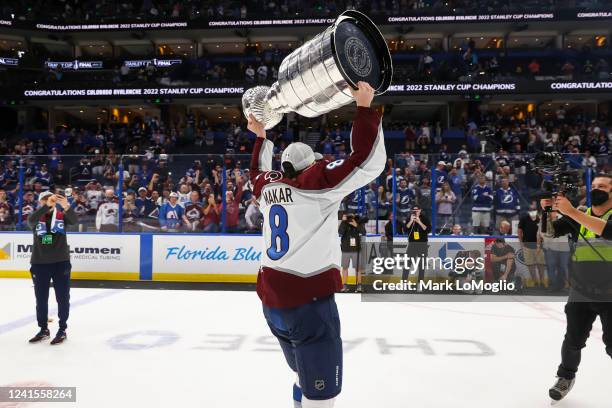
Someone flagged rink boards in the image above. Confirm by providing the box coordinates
[0,232,529,283]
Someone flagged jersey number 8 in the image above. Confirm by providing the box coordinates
[267,205,289,260]
[326,159,345,170]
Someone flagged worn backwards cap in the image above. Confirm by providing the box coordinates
[281,143,323,172]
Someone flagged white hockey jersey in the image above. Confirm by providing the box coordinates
[95,201,119,230]
[250,107,386,307]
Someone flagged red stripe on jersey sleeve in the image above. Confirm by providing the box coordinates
[250,137,265,180]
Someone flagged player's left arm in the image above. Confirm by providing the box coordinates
[248,114,275,198]
[248,114,274,178]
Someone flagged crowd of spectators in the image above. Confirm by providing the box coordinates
[400,40,612,83]
[376,109,611,235]
[0,102,609,234]
[15,51,612,90]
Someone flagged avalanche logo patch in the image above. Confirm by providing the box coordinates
[264,171,283,183]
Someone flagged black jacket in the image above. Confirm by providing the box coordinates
[338,220,366,252]
[27,205,77,264]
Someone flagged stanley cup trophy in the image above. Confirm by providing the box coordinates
[242,10,393,129]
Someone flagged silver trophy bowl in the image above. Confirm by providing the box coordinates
[242,10,392,129]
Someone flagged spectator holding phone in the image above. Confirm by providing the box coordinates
[26,192,76,345]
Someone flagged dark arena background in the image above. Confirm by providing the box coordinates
[0,1,611,407]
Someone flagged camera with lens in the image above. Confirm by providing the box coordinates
[530,152,579,212]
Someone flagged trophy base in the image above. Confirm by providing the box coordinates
[242,86,285,130]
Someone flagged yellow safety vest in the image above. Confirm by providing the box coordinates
[573,207,612,262]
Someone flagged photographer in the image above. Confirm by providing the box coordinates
[540,174,612,403]
[26,192,77,345]
[403,205,431,285]
[339,213,366,293]
[489,238,516,283]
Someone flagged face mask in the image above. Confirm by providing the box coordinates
[529,211,538,218]
[590,189,610,206]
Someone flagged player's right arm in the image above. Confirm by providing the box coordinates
[248,114,274,197]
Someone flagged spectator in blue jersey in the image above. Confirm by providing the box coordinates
[396,178,415,221]
[319,135,334,156]
[134,187,148,218]
[448,167,462,198]
[471,175,493,234]
[332,128,345,154]
[141,190,161,230]
[434,161,448,187]
[35,163,52,188]
[343,190,362,215]
[159,192,184,232]
[363,183,378,220]
[23,158,37,179]
[494,177,521,229]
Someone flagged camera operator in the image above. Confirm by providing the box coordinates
[540,174,612,403]
[339,213,366,293]
[26,192,77,345]
[553,194,612,239]
[403,205,431,286]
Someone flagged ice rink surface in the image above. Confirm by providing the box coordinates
[0,279,610,408]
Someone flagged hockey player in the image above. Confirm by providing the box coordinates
[248,82,385,408]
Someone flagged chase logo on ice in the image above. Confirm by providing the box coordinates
[165,245,261,262]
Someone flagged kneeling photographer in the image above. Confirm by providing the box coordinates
[540,173,612,403]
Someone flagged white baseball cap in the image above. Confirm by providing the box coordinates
[38,191,53,201]
[281,143,323,172]
[169,192,178,198]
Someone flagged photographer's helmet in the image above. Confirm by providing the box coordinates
[281,143,323,174]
